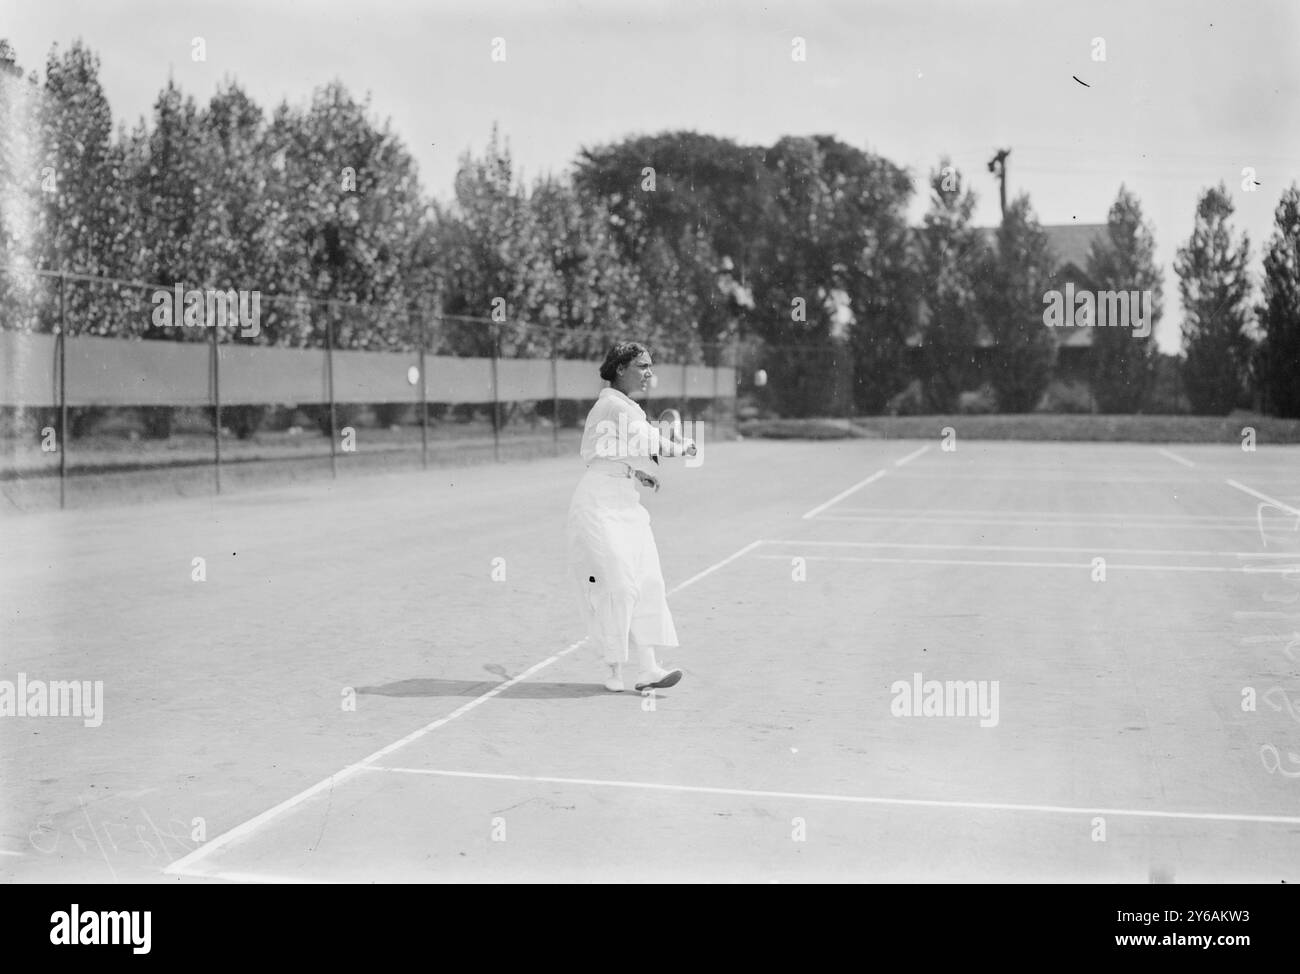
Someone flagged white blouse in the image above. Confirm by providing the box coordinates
[579,387,661,468]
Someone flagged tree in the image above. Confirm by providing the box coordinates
[1256,184,1300,418]
[1175,184,1253,415]
[573,132,769,359]
[434,125,557,356]
[529,174,652,359]
[262,81,433,351]
[1085,186,1163,412]
[196,82,276,302]
[848,193,916,415]
[981,195,1057,411]
[127,79,208,339]
[34,42,134,336]
[914,159,988,411]
[0,40,43,331]
[573,131,915,410]
[195,82,280,438]
[756,135,914,416]
[27,42,137,438]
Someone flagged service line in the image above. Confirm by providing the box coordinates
[754,554,1297,573]
[802,443,930,520]
[366,766,1300,827]
[165,537,768,879]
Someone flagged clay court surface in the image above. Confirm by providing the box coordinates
[2,437,1298,883]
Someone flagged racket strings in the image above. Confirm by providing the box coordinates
[656,408,683,460]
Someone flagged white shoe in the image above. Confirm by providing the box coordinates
[634,666,683,691]
[603,663,624,692]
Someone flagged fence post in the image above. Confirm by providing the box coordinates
[711,344,719,425]
[732,334,741,433]
[419,315,428,471]
[326,306,337,479]
[490,321,500,462]
[211,313,222,495]
[550,321,559,456]
[57,272,67,510]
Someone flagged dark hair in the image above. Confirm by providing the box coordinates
[599,341,649,382]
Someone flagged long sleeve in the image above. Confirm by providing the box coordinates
[579,388,660,466]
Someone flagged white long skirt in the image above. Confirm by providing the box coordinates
[565,468,679,663]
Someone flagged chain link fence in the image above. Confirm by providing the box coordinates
[734,339,859,420]
[0,268,738,509]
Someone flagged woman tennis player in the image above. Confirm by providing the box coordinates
[566,341,697,693]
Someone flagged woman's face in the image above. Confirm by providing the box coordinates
[615,352,654,398]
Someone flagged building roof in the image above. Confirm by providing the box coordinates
[1047,223,1108,272]
[975,223,1108,272]
[915,223,1111,348]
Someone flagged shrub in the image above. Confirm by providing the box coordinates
[69,406,108,439]
[372,402,410,427]
[138,406,174,439]
[1035,380,1094,414]
[886,379,925,417]
[222,404,271,439]
[957,384,998,415]
[299,403,358,436]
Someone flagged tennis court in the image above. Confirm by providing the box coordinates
[2,436,1298,882]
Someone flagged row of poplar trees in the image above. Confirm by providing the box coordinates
[1,40,1297,418]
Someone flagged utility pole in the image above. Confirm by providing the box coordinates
[987,148,1010,221]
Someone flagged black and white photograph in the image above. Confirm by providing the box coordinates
[1,0,1298,917]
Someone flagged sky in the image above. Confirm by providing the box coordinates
[6,0,1300,353]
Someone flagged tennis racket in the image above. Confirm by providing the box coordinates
[652,408,682,465]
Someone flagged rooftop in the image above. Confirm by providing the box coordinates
[976,223,1109,273]
[911,223,1112,349]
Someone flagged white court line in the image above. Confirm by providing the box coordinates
[363,766,1300,827]
[190,870,328,884]
[762,539,1299,559]
[668,541,763,595]
[801,470,889,520]
[815,515,1261,531]
[830,506,1255,522]
[1157,448,1197,468]
[165,538,766,879]
[889,474,1199,483]
[893,444,932,467]
[163,642,586,878]
[1227,479,1300,520]
[755,554,1297,573]
[801,444,931,520]
[0,850,23,857]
